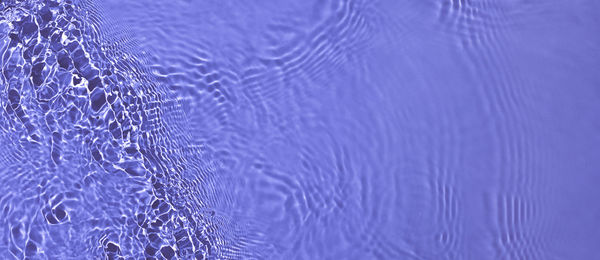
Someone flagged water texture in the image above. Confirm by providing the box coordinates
[1,0,599,259]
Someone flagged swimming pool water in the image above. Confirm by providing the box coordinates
[1,0,600,259]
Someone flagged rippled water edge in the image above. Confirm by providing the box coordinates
[0,0,267,258]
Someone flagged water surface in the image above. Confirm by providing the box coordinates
[1,0,599,259]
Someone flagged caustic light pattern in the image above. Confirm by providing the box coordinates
[1,0,600,259]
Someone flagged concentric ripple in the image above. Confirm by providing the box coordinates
[2,0,600,259]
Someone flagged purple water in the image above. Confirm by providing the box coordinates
[1,0,599,259]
